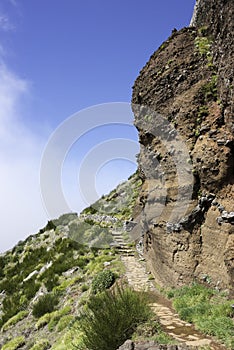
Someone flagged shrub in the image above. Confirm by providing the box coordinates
[133,318,176,345]
[35,304,71,329]
[200,75,218,102]
[30,339,50,350]
[75,285,151,350]
[1,310,28,331]
[39,220,56,233]
[91,270,116,294]
[35,312,51,329]
[32,293,59,318]
[53,276,82,293]
[23,280,40,299]
[56,315,73,332]
[44,274,59,291]
[195,36,212,56]
[81,284,89,292]
[82,206,97,215]
[0,256,5,278]
[48,305,72,331]
[2,336,25,350]
[0,292,24,327]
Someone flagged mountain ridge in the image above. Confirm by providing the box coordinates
[0,0,233,349]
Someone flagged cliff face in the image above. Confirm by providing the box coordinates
[132,0,234,294]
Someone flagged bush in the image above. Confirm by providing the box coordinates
[1,310,28,331]
[91,270,116,294]
[32,293,59,318]
[35,313,51,329]
[44,274,59,291]
[75,285,151,350]
[48,305,72,331]
[81,284,89,292]
[2,336,25,350]
[56,315,73,332]
[30,339,50,350]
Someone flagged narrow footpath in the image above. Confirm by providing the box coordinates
[113,232,226,350]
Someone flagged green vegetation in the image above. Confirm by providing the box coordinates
[30,339,50,350]
[80,172,142,222]
[82,206,98,215]
[201,74,218,101]
[48,305,72,331]
[80,284,89,292]
[36,312,52,329]
[39,220,57,233]
[0,173,142,349]
[35,304,71,330]
[144,114,153,122]
[0,234,88,328]
[91,269,116,294]
[132,317,177,345]
[195,36,212,56]
[69,221,113,248]
[1,310,28,331]
[198,105,209,119]
[56,314,73,332]
[53,276,83,293]
[167,283,234,348]
[195,27,216,72]
[2,336,25,350]
[32,293,59,318]
[84,251,116,276]
[74,285,152,350]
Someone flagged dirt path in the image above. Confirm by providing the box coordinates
[119,252,226,349]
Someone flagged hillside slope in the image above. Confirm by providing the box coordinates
[0,174,142,349]
[0,0,233,348]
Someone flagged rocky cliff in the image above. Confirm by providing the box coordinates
[132,0,234,295]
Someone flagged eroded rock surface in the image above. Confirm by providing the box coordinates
[132,0,234,295]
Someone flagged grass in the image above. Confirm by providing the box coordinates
[30,339,50,350]
[2,336,25,350]
[1,310,28,331]
[0,171,141,348]
[73,285,152,350]
[132,317,177,345]
[167,283,234,348]
[35,305,71,330]
[56,315,74,332]
[48,305,72,331]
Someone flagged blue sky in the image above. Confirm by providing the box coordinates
[0,0,196,252]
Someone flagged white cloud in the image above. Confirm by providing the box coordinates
[8,0,18,7]
[0,63,48,253]
[0,14,14,31]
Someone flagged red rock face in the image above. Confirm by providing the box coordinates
[132,0,234,295]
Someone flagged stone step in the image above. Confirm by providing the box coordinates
[112,243,128,248]
[111,231,124,236]
[120,256,217,349]
[114,242,128,246]
[116,249,135,256]
[114,237,126,242]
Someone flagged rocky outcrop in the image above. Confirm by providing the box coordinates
[190,0,234,127]
[132,0,234,295]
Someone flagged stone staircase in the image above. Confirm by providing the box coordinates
[111,230,135,256]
